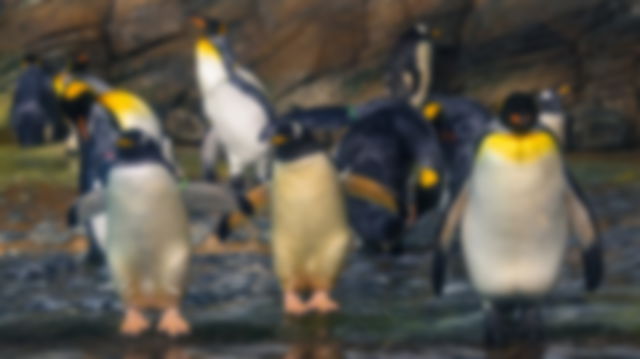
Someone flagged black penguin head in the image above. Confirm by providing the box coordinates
[22,53,40,66]
[191,16,227,37]
[260,118,318,161]
[403,21,441,40]
[500,93,539,134]
[60,81,95,126]
[70,52,91,74]
[115,130,163,162]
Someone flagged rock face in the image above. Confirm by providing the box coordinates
[1,0,639,148]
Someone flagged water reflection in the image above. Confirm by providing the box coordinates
[485,341,545,359]
[281,314,344,359]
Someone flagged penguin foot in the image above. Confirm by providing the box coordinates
[283,291,308,316]
[120,308,150,336]
[157,307,191,338]
[307,290,340,314]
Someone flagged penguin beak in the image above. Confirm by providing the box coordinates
[190,16,206,30]
[509,113,525,126]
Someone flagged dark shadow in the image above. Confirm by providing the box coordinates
[280,314,345,359]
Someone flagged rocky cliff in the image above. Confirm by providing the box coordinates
[1,0,639,148]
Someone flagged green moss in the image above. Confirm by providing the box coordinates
[0,143,77,189]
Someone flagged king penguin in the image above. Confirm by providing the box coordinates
[191,16,274,189]
[432,93,604,346]
[72,130,235,336]
[388,21,437,108]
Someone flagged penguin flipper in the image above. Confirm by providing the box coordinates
[341,173,398,214]
[432,184,469,296]
[74,189,107,223]
[181,183,238,216]
[565,175,603,291]
[214,184,270,241]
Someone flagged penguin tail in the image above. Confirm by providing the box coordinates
[432,248,447,296]
[583,242,604,292]
[66,204,79,228]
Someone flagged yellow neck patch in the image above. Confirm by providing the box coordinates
[478,131,557,163]
[98,90,153,128]
[196,37,222,61]
[63,80,91,100]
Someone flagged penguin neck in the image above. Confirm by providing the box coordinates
[196,36,234,90]
[410,40,433,108]
[274,140,322,162]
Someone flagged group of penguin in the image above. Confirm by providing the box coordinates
[9,17,603,345]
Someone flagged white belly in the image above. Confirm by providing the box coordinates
[106,164,190,295]
[203,83,269,161]
[462,151,569,298]
[272,154,350,251]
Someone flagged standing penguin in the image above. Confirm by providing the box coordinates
[432,93,603,346]
[388,21,437,108]
[217,121,351,315]
[63,86,175,264]
[73,130,234,336]
[538,85,571,146]
[191,16,274,188]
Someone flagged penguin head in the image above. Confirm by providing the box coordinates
[70,52,91,74]
[60,80,96,132]
[22,53,40,67]
[500,93,539,134]
[191,16,227,37]
[115,130,163,162]
[260,119,318,161]
[404,21,441,40]
[538,88,564,113]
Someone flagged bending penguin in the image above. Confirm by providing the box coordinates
[73,130,235,336]
[421,95,492,194]
[217,120,352,315]
[432,93,604,346]
[282,100,444,254]
[191,16,274,188]
[10,53,66,146]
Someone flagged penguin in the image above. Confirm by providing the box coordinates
[432,93,603,346]
[216,120,351,315]
[538,85,571,146]
[421,94,493,194]
[387,21,438,108]
[10,53,65,146]
[280,100,444,254]
[72,130,235,336]
[62,85,175,265]
[191,16,274,188]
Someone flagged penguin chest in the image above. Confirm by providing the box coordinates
[462,133,569,297]
[271,154,350,250]
[203,83,268,157]
[106,164,190,256]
